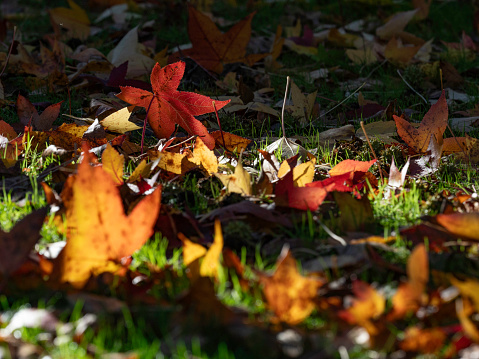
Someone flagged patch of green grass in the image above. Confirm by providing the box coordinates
[370,180,425,235]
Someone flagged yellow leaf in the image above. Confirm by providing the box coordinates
[49,0,90,40]
[180,233,207,267]
[215,158,252,195]
[100,106,141,134]
[293,158,316,187]
[55,147,161,288]
[101,143,124,185]
[200,219,224,278]
[190,137,218,175]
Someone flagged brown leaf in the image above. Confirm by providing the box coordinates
[170,6,267,73]
[0,207,49,279]
[394,90,448,153]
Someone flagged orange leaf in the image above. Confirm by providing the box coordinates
[389,244,429,320]
[116,61,230,149]
[399,327,446,353]
[328,159,377,177]
[394,90,448,153]
[200,219,223,278]
[170,6,267,73]
[435,213,479,241]
[339,280,385,326]
[259,247,324,324]
[211,130,251,153]
[55,146,161,288]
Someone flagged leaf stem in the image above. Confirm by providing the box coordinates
[360,120,384,184]
[0,26,16,78]
[281,76,290,139]
[141,96,156,154]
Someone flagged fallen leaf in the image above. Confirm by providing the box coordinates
[450,276,479,313]
[215,156,252,196]
[258,247,324,325]
[100,106,141,134]
[394,89,448,153]
[107,26,156,78]
[180,233,207,267]
[211,130,251,153]
[0,207,49,279]
[0,121,17,140]
[435,213,479,241]
[329,159,377,177]
[16,95,63,131]
[286,80,317,125]
[170,6,267,73]
[399,327,446,353]
[384,37,421,65]
[189,137,218,175]
[200,219,223,278]
[389,244,428,320]
[117,61,230,149]
[55,146,161,288]
[457,297,479,343]
[339,280,385,327]
[101,143,124,185]
[49,0,90,40]
[376,9,418,40]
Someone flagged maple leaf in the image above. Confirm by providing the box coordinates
[394,90,448,153]
[258,247,324,325]
[338,280,385,335]
[54,146,161,288]
[16,94,63,131]
[116,61,230,149]
[0,207,49,279]
[170,6,268,74]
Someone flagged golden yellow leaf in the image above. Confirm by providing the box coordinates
[200,219,223,278]
[101,143,124,185]
[190,137,218,175]
[55,147,161,288]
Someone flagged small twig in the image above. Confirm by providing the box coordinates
[0,26,16,78]
[317,217,347,246]
[397,69,428,105]
[165,135,197,150]
[141,96,156,154]
[363,59,387,80]
[361,120,384,184]
[320,82,366,119]
[281,76,290,138]
[280,76,294,155]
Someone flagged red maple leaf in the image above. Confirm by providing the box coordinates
[116,61,230,149]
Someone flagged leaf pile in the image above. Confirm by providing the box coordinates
[0,0,479,357]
